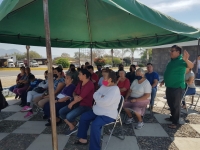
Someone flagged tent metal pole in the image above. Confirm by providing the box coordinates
[26,45,30,67]
[43,0,58,150]
[198,39,200,55]
[91,47,92,65]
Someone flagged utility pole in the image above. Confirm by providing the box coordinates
[111,49,114,67]
[26,45,30,67]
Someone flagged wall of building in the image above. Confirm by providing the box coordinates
[152,45,199,75]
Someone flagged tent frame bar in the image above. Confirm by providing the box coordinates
[43,0,58,150]
[0,33,191,45]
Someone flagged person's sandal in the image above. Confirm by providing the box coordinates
[74,140,88,145]
[168,124,177,129]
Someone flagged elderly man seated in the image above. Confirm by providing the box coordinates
[123,68,151,129]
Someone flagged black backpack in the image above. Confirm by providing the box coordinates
[0,79,8,110]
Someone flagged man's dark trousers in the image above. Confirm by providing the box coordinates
[166,87,184,124]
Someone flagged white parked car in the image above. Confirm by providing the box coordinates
[30,60,39,67]
[104,64,112,68]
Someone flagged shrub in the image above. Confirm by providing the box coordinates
[94,58,106,66]
[138,64,145,67]
[55,58,69,68]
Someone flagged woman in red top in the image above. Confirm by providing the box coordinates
[117,70,130,97]
[59,69,94,136]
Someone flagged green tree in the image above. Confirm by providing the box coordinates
[55,58,69,68]
[10,51,42,60]
[74,52,87,59]
[104,57,121,67]
[125,48,137,64]
[123,57,131,66]
[61,53,70,58]
[25,51,43,59]
[140,49,152,64]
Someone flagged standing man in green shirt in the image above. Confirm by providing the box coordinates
[160,45,193,129]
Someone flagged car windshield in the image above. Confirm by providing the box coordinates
[18,61,23,63]
[32,60,37,63]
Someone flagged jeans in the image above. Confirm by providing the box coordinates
[27,91,43,103]
[150,87,157,106]
[182,87,196,105]
[77,110,115,150]
[9,85,16,92]
[59,105,91,122]
[43,101,70,118]
[198,69,200,79]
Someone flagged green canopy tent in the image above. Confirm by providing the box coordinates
[0,0,200,149]
[0,0,200,48]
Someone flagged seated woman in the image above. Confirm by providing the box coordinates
[74,70,121,150]
[126,65,136,84]
[117,70,130,97]
[123,68,151,129]
[13,67,32,103]
[20,71,48,111]
[9,66,26,99]
[182,68,196,109]
[98,68,106,87]
[44,74,76,126]
[33,67,65,109]
[59,69,94,136]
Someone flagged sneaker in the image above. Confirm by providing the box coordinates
[125,117,134,125]
[21,106,32,112]
[65,126,78,136]
[76,121,79,127]
[24,112,33,118]
[135,122,144,130]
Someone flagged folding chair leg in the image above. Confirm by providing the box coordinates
[194,95,200,110]
[161,101,167,113]
[185,102,188,114]
[118,117,125,140]
[103,123,117,150]
[103,118,125,150]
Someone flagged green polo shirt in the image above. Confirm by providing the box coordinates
[164,55,187,89]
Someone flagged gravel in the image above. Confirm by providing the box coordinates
[64,135,90,150]
[0,120,25,133]
[137,137,178,150]
[0,133,38,150]
[161,124,200,138]
[0,112,16,120]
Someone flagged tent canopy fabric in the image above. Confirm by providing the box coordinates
[0,0,199,48]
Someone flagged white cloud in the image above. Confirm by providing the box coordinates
[138,0,200,13]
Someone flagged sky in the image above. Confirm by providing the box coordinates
[0,0,200,58]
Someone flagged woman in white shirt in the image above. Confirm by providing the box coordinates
[74,70,121,150]
[123,68,151,129]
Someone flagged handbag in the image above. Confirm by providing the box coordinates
[16,83,24,88]
[34,87,46,93]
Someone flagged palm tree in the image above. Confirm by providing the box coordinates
[126,48,137,64]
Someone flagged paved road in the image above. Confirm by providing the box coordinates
[0,70,48,77]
